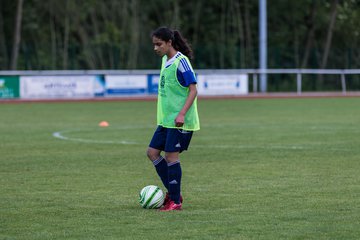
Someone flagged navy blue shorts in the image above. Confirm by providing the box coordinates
[149,126,194,153]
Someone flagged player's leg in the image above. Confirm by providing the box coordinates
[146,147,161,161]
[165,151,182,205]
[160,129,193,211]
[147,126,169,191]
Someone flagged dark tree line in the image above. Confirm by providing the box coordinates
[1,0,360,71]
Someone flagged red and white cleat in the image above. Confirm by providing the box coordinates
[159,200,182,211]
[163,192,183,207]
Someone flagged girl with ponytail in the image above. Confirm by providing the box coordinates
[146,27,200,211]
[152,27,193,60]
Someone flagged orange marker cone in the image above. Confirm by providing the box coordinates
[99,121,109,127]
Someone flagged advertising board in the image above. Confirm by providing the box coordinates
[105,75,147,95]
[197,74,248,95]
[0,76,20,99]
[20,76,96,99]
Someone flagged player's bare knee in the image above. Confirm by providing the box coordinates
[146,148,159,161]
[146,148,153,160]
[165,152,180,163]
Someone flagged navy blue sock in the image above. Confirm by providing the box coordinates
[168,161,182,204]
[153,156,169,191]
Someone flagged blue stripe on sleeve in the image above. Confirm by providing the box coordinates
[179,58,191,72]
[177,69,197,87]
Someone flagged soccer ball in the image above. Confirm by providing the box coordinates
[139,185,165,209]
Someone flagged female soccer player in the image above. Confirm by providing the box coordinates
[146,27,200,211]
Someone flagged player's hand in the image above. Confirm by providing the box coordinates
[175,114,185,127]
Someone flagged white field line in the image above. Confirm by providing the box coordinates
[52,130,309,150]
[52,125,354,151]
[51,126,153,145]
[52,131,138,145]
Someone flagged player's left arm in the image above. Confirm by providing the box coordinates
[175,83,197,127]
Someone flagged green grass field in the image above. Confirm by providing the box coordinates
[1,98,360,240]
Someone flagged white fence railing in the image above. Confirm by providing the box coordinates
[195,69,360,94]
[1,69,360,95]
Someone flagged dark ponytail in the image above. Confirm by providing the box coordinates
[152,27,193,60]
[172,30,193,60]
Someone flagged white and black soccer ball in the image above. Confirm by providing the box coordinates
[139,185,165,209]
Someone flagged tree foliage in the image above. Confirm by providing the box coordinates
[0,0,360,70]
